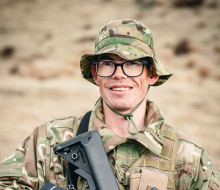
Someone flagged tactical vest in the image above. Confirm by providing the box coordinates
[71,116,178,190]
[121,124,178,190]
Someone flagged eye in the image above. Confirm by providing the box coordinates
[130,61,137,65]
[100,61,113,66]
[125,61,142,66]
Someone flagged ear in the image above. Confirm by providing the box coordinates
[91,65,99,85]
[149,75,159,85]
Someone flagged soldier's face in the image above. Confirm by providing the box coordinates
[91,54,158,112]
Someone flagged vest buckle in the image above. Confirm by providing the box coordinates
[123,172,131,185]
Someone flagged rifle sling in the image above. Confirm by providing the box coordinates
[76,111,92,136]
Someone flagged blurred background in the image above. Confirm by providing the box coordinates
[0,0,219,167]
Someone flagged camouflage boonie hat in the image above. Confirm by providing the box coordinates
[80,19,172,86]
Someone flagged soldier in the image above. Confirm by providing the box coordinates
[0,19,219,190]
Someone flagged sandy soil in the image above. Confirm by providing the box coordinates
[0,0,219,168]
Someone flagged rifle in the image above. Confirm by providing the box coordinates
[50,130,119,190]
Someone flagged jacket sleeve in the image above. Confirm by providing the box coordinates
[192,148,220,190]
[0,123,47,190]
[175,132,220,190]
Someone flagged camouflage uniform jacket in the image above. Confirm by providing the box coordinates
[0,99,219,190]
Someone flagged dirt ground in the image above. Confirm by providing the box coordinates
[0,0,219,168]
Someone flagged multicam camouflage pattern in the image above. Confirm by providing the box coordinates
[0,100,219,190]
[0,117,79,190]
[80,19,173,86]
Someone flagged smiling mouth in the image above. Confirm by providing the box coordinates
[110,87,131,91]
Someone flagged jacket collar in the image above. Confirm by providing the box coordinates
[88,98,165,156]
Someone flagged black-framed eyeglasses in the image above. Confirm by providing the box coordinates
[92,59,149,77]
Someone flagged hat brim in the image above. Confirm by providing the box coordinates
[80,44,172,86]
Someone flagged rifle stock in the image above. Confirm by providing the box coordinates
[53,130,120,190]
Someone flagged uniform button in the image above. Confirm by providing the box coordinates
[151,188,157,190]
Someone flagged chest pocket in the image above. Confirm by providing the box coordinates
[130,169,168,190]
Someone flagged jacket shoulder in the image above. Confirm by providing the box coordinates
[177,131,202,148]
[45,116,81,143]
[47,116,76,129]
[176,130,202,166]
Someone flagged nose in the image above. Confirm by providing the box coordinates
[112,65,127,79]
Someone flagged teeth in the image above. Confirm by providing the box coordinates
[112,87,130,91]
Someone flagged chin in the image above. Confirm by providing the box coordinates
[113,106,132,112]
[110,101,133,112]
